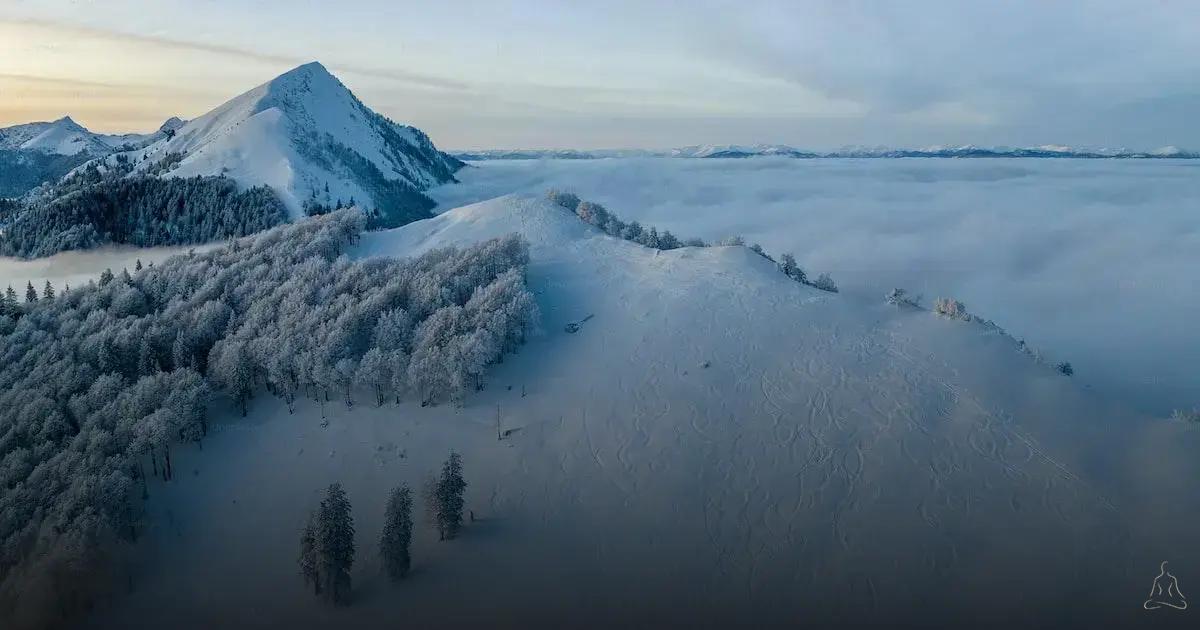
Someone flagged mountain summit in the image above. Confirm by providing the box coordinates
[0,116,113,156]
[130,62,463,224]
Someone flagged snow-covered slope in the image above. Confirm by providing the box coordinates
[129,62,462,221]
[91,194,1200,629]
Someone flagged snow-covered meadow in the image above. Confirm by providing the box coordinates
[432,158,1200,416]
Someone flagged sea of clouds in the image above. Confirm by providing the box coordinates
[432,157,1200,416]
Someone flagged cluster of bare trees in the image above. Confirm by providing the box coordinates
[546,190,838,292]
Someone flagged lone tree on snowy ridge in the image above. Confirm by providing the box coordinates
[886,288,922,308]
[380,484,415,580]
[435,452,468,540]
[933,297,971,321]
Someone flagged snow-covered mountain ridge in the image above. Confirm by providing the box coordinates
[120,62,463,223]
[0,116,178,156]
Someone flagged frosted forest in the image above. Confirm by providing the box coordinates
[0,210,537,625]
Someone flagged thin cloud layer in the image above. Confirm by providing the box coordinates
[1,1,1198,147]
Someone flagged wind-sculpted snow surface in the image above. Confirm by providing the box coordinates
[86,195,1200,629]
[0,210,536,629]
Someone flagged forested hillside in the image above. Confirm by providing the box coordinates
[0,149,93,198]
[0,159,287,258]
[0,209,537,628]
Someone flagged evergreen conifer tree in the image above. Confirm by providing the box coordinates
[380,484,414,580]
[316,483,355,605]
[1,285,16,317]
[435,452,467,540]
[25,281,37,303]
[299,512,321,596]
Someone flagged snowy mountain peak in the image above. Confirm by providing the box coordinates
[52,115,82,129]
[158,117,186,133]
[129,62,462,223]
[16,116,111,155]
[272,60,332,83]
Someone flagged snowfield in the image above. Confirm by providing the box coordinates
[88,195,1200,629]
[431,158,1200,417]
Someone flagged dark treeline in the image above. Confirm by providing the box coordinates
[296,130,440,229]
[546,190,839,292]
[0,159,287,259]
[0,209,537,628]
[0,149,93,198]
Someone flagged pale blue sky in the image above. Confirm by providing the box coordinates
[1,0,1198,149]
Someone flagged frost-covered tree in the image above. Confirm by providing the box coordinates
[934,298,971,321]
[749,243,773,261]
[886,288,921,308]
[334,357,358,407]
[811,272,838,293]
[435,452,467,541]
[316,483,355,605]
[211,340,255,416]
[42,281,54,301]
[1,285,18,319]
[24,281,37,304]
[779,254,808,284]
[380,484,414,580]
[357,348,392,406]
[546,189,581,211]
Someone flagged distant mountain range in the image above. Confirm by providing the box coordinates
[0,115,182,157]
[0,117,184,198]
[454,143,1200,161]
